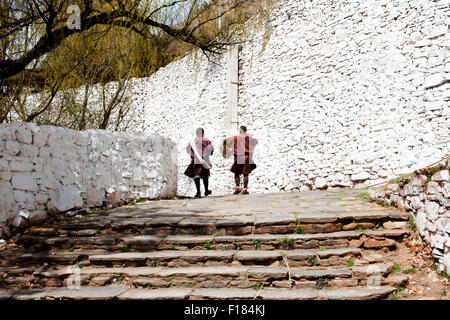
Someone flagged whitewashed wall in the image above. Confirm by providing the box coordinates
[0,123,177,237]
[369,164,450,275]
[126,54,233,197]
[238,0,449,193]
[14,0,450,198]
[123,0,449,196]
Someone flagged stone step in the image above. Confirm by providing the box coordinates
[22,210,407,238]
[4,251,88,265]
[15,230,407,253]
[87,247,361,267]
[1,286,396,300]
[14,227,409,252]
[188,287,396,300]
[127,232,361,251]
[31,263,394,289]
[16,235,119,250]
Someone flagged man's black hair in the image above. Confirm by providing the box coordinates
[239,126,247,133]
[196,127,204,136]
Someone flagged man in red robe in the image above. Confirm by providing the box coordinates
[184,128,214,198]
[223,126,258,195]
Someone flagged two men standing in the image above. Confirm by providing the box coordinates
[184,126,258,198]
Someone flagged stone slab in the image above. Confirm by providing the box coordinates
[236,251,282,261]
[290,269,352,279]
[47,286,128,300]
[317,287,395,300]
[259,288,319,300]
[158,267,247,278]
[89,252,148,263]
[190,288,256,300]
[215,215,254,227]
[338,211,389,220]
[12,288,52,300]
[296,213,339,223]
[118,288,191,300]
[255,215,297,226]
[247,267,287,279]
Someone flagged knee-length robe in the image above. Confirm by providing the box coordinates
[184,137,214,179]
[223,134,258,175]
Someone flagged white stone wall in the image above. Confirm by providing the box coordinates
[118,0,449,196]
[237,0,449,192]
[369,165,450,275]
[0,123,177,237]
[17,0,450,198]
[126,52,240,197]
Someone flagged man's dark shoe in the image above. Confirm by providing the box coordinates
[233,187,241,195]
[194,193,202,198]
[205,190,212,197]
[242,189,249,195]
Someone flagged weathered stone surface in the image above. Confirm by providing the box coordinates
[259,288,318,300]
[296,213,338,223]
[119,288,191,300]
[382,221,408,230]
[47,286,128,300]
[292,231,361,240]
[62,221,108,230]
[177,217,217,227]
[247,267,287,279]
[348,239,363,248]
[158,267,247,277]
[290,269,352,279]
[338,211,388,220]
[363,238,397,248]
[15,252,84,264]
[216,215,254,227]
[11,173,38,192]
[0,290,13,300]
[12,289,51,300]
[365,229,410,238]
[43,236,118,247]
[80,267,162,277]
[180,251,234,262]
[317,287,395,300]
[255,215,297,226]
[236,251,282,262]
[121,235,163,248]
[111,218,151,230]
[89,252,148,264]
[342,222,375,231]
[146,216,184,227]
[190,288,255,300]
[382,274,409,286]
[317,248,361,258]
[302,223,342,233]
[286,249,316,260]
[162,235,214,247]
[351,263,394,277]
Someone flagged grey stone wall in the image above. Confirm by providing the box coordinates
[0,123,177,237]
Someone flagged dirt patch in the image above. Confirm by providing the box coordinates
[382,233,449,300]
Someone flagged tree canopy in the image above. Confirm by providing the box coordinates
[0,0,273,128]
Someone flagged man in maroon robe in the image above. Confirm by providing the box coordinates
[184,128,214,198]
[223,126,258,195]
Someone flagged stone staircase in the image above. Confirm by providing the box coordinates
[0,190,411,300]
